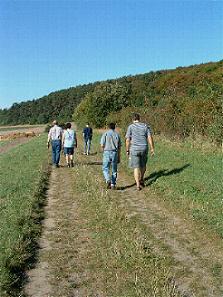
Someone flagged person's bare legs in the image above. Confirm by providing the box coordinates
[140,166,146,185]
[65,154,70,166]
[70,154,74,167]
[134,168,141,189]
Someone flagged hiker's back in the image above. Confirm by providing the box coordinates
[103,130,121,151]
[64,129,76,147]
[83,127,92,139]
[126,122,151,150]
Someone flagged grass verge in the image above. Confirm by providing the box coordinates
[0,134,50,297]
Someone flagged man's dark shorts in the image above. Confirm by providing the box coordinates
[64,147,74,155]
[129,149,148,168]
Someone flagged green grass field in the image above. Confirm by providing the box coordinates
[145,137,222,237]
[0,135,49,297]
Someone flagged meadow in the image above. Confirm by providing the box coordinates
[0,128,222,296]
[0,134,49,297]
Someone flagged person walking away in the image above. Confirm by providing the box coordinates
[100,123,121,189]
[125,113,154,191]
[47,120,63,168]
[83,123,93,155]
[62,122,77,168]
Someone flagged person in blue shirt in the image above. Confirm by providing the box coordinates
[83,123,93,155]
[62,122,77,168]
[100,123,121,189]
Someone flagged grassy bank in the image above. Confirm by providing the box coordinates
[93,131,223,238]
[0,135,49,297]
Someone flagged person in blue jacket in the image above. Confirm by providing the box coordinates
[83,123,93,155]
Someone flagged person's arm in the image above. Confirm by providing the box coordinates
[100,134,105,152]
[125,125,131,155]
[62,132,65,148]
[148,135,155,156]
[118,144,121,163]
[125,139,130,155]
[75,133,77,148]
[47,129,51,148]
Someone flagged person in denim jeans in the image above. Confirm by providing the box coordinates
[47,120,63,167]
[100,123,121,189]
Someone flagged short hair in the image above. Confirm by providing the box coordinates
[66,122,71,129]
[108,122,116,130]
[53,120,58,125]
[133,113,140,121]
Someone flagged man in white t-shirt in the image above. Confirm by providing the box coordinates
[47,120,63,167]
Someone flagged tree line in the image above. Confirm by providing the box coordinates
[0,60,222,143]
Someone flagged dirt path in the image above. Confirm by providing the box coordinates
[24,157,91,297]
[24,150,223,297]
[115,172,223,297]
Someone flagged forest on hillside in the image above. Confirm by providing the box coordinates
[0,60,222,143]
[74,60,222,143]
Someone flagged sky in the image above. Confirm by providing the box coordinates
[0,0,222,109]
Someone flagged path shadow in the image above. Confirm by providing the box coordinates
[145,163,191,186]
[75,161,103,166]
[118,163,190,190]
[117,182,136,191]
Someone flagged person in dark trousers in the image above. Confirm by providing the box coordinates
[125,113,154,191]
[83,123,93,155]
[62,122,77,168]
[47,120,63,168]
[100,123,121,189]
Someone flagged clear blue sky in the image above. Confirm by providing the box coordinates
[0,0,222,109]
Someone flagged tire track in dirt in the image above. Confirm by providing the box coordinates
[115,170,223,297]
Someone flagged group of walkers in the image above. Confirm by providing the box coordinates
[47,121,92,168]
[47,113,154,191]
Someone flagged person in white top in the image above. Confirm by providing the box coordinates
[47,120,63,167]
[62,122,77,168]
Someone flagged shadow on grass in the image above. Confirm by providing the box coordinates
[118,163,191,190]
[76,161,103,166]
[14,165,52,297]
[145,163,191,186]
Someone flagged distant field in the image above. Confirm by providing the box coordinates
[0,134,49,297]
[0,125,45,135]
